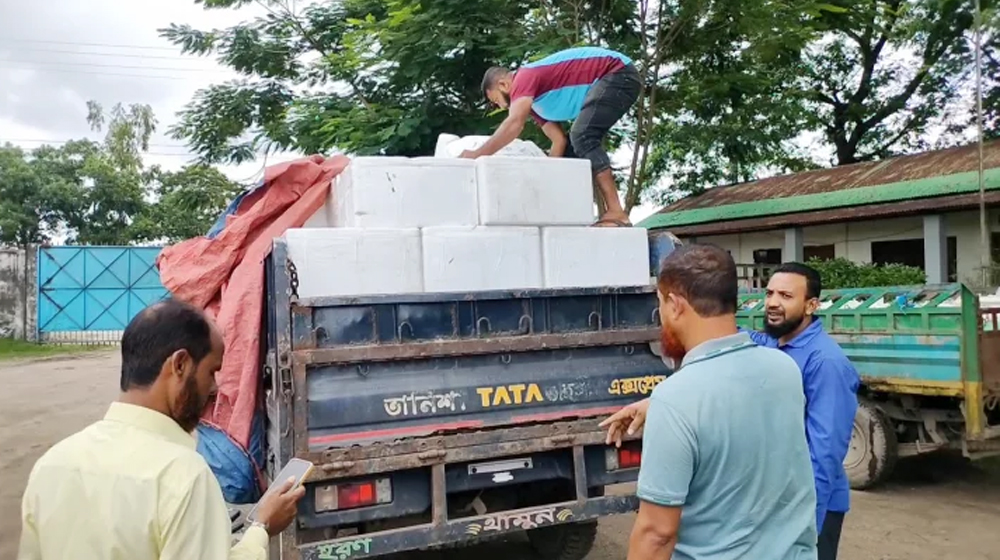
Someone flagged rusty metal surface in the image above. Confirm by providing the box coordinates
[669,191,1000,236]
[292,361,309,457]
[572,445,588,502]
[431,464,447,526]
[663,141,1000,214]
[312,417,605,462]
[305,429,617,483]
[861,376,965,397]
[297,495,639,560]
[980,316,1000,394]
[297,329,660,366]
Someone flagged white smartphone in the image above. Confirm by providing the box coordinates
[247,458,314,523]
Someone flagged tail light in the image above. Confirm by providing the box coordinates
[605,442,642,471]
[315,478,392,513]
[618,447,642,469]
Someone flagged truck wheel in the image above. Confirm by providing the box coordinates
[527,520,598,560]
[845,398,898,490]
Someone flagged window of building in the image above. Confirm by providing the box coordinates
[753,248,782,265]
[991,232,1000,262]
[804,244,836,261]
[870,237,957,281]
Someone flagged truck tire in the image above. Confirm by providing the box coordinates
[845,398,898,490]
[527,520,598,560]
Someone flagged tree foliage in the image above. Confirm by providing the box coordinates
[132,164,243,243]
[804,0,978,164]
[163,0,996,208]
[0,102,241,248]
[160,0,632,162]
[0,144,76,247]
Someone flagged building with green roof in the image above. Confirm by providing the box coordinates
[639,141,1000,286]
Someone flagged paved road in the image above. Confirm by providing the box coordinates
[3,351,1000,559]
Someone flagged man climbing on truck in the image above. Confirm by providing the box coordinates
[603,262,859,560]
[462,46,641,228]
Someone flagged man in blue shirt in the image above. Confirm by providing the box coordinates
[603,261,859,560]
[746,262,860,560]
[608,244,817,560]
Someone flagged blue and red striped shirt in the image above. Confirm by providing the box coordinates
[510,46,633,125]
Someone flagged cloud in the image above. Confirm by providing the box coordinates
[0,0,304,179]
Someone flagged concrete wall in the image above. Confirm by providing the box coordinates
[690,210,1000,285]
[0,247,37,340]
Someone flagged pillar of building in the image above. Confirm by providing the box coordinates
[923,214,947,284]
[784,227,804,263]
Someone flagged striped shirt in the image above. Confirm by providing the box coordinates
[510,47,633,125]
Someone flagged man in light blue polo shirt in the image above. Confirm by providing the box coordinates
[609,244,817,560]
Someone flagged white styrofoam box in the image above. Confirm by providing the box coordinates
[333,157,479,227]
[541,227,650,289]
[434,133,547,158]
[476,157,594,226]
[422,226,543,292]
[284,228,423,298]
[303,200,334,228]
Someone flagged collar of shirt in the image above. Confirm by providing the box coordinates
[104,402,196,450]
[680,331,755,368]
[782,317,825,349]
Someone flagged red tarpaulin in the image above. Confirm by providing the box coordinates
[157,154,349,448]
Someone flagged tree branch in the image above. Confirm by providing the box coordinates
[859,110,925,159]
[268,0,372,109]
[844,0,904,152]
[626,0,691,210]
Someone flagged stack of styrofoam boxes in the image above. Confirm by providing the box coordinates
[285,156,650,299]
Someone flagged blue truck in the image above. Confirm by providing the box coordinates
[262,238,673,560]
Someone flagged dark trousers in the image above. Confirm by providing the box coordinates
[568,64,641,174]
[818,511,845,560]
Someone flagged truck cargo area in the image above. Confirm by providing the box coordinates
[263,240,666,560]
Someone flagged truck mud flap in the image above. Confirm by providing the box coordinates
[296,494,639,560]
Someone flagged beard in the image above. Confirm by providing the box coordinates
[174,374,208,433]
[764,311,806,339]
[660,325,686,369]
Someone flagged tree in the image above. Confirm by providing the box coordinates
[131,164,242,243]
[58,102,157,245]
[803,0,977,164]
[975,5,1000,138]
[163,0,841,211]
[1,100,240,248]
[0,144,76,247]
[627,0,821,206]
[160,0,638,164]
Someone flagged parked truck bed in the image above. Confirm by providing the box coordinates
[264,240,667,560]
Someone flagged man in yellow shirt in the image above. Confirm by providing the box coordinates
[18,299,304,560]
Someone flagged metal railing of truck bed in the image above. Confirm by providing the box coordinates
[265,239,664,560]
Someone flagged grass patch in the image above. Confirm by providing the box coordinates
[0,338,102,361]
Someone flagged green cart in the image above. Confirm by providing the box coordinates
[737,283,1000,488]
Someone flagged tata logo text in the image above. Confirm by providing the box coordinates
[476,383,545,408]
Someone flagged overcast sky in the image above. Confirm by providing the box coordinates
[0,0,305,184]
[0,0,659,221]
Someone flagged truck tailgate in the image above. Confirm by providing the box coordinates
[280,282,666,451]
[307,344,666,448]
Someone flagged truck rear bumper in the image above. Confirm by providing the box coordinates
[296,494,639,560]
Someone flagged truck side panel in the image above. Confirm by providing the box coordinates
[831,333,962,383]
[306,345,666,448]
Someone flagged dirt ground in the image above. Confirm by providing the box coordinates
[2,352,1000,560]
